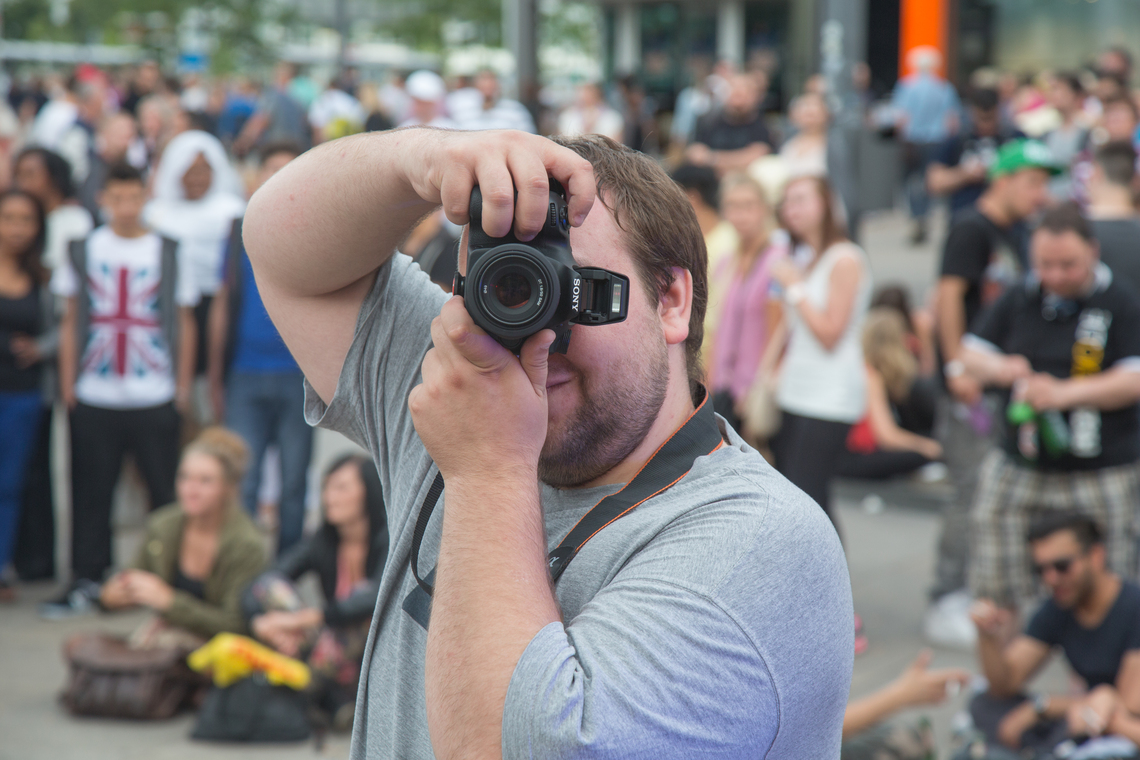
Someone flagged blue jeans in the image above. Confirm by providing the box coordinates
[0,391,45,572]
[225,371,313,556]
[904,141,942,221]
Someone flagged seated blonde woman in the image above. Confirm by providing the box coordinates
[99,427,267,645]
[836,308,942,481]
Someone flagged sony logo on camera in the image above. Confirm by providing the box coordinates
[571,277,581,312]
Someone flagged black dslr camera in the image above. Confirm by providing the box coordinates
[453,180,630,354]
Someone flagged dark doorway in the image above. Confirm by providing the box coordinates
[866,0,900,97]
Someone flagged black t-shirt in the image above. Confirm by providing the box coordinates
[969,268,1140,470]
[1092,218,1140,295]
[693,111,772,152]
[0,287,41,393]
[940,207,1029,328]
[1026,581,1140,688]
[935,126,1023,213]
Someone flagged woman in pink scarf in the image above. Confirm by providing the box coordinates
[708,172,789,430]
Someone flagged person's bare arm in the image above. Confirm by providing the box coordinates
[709,143,770,173]
[764,297,784,347]
[787,254,862,351]
[927,161,985,196]
[960,344,1032,389]
[912,305,938,377]
[1114,651,1140,716]
[1022,366,1140,412]
[936,276,969,363]
[864,367,941,459]
[59,297,77,409]
[844,650,969,739]
[242,128,596,404]
[206,286,228,420]
[1104,662,1140,742]
[972,600,1052,697]
[938,275,987,404]
[176,307,196,414]
[233,112,268,156]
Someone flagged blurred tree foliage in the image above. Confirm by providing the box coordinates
[1,0,296,70]
[382,0,501,51]
[1,0,597,68]
[381,0,597,55]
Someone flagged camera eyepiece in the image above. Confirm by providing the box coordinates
[452,180,630,354]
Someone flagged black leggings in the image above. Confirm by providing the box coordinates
[773,411,851,530]
[835,449,932,480]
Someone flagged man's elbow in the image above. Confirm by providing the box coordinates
[985,678,1022,700]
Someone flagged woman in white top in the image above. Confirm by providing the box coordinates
[769,175,872,530]
[144,130,246,383]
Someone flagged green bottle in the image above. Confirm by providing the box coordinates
[1007,400,1036,426]
[1039,410,1070,457]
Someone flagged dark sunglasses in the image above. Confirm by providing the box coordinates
[1033,556,1079,576]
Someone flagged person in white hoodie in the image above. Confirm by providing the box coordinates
[144,130,245,420]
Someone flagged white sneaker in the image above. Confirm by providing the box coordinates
[917,462,949,483]
[924,589,978,651]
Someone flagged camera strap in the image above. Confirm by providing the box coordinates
[410,385,724,597]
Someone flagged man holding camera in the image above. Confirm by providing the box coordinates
[243,128,853,758]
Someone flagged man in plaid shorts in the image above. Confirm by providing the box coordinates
[960,202,1140,611]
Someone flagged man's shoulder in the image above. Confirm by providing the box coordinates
[948,205,990,231]
[1094,275,1140,320]
[1118,580,1140,611]
[661,434,847,588]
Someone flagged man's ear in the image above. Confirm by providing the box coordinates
[659,267,693,347]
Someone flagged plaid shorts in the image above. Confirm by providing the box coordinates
[968,447,1140,608]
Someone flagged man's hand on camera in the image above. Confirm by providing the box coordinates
[398,128,596,243]
[409,296,555,487]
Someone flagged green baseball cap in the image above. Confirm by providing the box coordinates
[989,138,1063,179]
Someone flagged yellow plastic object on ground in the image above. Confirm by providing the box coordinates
[188,633,311,690]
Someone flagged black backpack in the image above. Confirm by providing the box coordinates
[191,673,311,743]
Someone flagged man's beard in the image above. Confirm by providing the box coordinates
[538,335,669,488]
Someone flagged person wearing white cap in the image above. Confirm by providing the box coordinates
[398,71,458,130]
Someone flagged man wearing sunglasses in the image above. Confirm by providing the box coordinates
[969,512,1140,750]
[959,202,1140,611]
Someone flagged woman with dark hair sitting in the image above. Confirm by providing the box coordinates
[243,454,388,728]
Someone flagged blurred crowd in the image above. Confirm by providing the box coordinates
[0,43,1139,755]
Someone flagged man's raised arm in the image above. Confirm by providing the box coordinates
[242,127,596,402]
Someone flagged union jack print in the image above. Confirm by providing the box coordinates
[81,264,168,378]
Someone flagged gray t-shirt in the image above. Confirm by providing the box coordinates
[304,253,853,759]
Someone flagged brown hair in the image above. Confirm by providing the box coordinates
[781,175,847,253]
[1094,140,1137,188]
[183,426,250,485]
[862,308,917,402]
[1037,201,1094,243]
[550,134,708,399]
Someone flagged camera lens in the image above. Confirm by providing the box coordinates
[469,247,561,335]
[492,272,532,309]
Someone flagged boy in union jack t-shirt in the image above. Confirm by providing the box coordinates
[42,163,198,615]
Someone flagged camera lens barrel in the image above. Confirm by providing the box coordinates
[465,244,569,341]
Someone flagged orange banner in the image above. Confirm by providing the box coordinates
[899,0,949,77]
